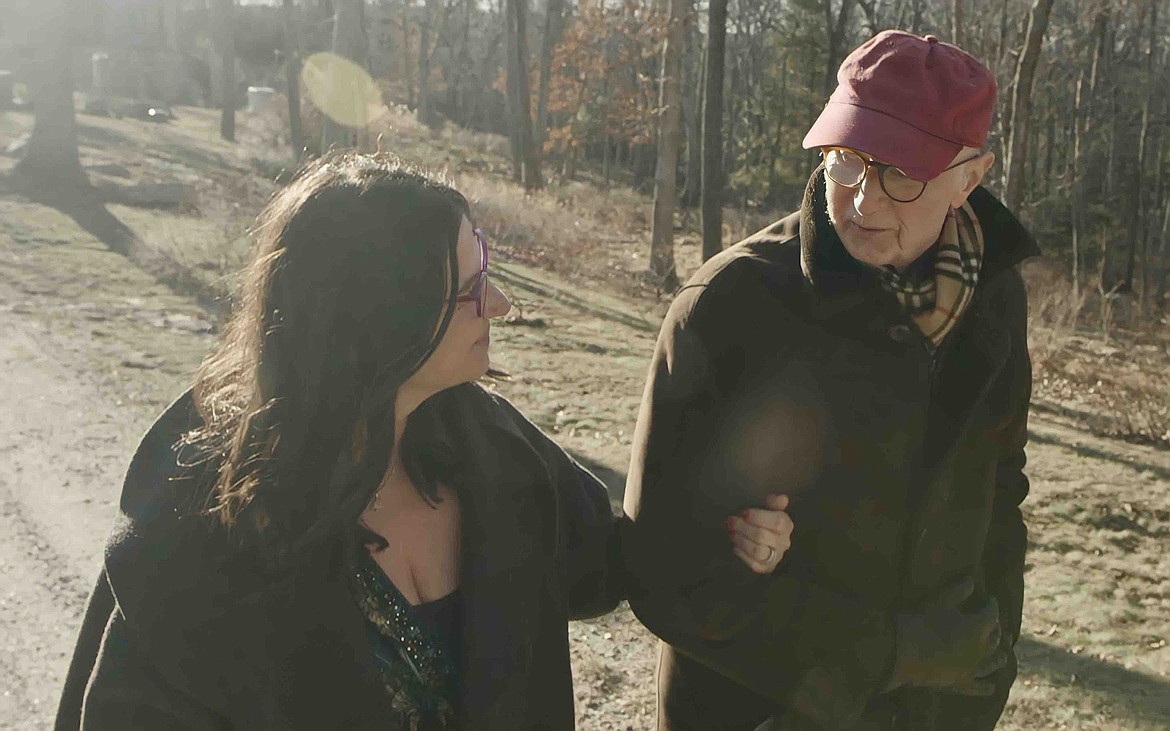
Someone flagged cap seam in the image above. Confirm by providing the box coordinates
[823,99,978,148]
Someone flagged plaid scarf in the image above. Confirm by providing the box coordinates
[876,202,984,350]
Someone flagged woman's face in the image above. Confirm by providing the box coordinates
[401,216,511,400]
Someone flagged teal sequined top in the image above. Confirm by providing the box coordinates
[351,555,461,730]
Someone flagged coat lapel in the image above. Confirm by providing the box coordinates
[424,386,557,729]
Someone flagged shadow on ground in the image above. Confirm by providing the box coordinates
[1028,424,1170,482]
[1017,634,1170,726]
[495,263,660,335]
[2,174,223,315]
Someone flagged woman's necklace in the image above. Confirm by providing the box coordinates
[370,459,400,512]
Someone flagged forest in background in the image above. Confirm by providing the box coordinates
[4,0,1170,313]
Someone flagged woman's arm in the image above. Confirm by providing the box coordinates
[557,459,626,620]
[507,406,794,621]
[79,609,231,731]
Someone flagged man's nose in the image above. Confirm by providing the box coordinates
[852,169,889,215]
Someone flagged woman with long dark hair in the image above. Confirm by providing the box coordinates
[54,151,793,730]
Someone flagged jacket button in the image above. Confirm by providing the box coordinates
[887,324,915,343]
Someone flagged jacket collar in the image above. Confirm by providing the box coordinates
[798,167,1040,308]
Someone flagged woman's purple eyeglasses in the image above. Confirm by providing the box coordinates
[454,227,489,317]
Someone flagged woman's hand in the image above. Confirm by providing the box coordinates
[726,494,793,574]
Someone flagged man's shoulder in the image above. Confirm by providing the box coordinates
[670,211,805,318]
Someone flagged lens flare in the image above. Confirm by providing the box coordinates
[301,52,383,129]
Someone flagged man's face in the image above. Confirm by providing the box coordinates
[824,147,993,270]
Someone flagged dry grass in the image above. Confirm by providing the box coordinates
[1024,259,1170,448]
[243,100,776,301]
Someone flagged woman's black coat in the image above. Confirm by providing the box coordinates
[55,383,622,730]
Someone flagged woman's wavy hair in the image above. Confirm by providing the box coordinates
[183,150,469,566]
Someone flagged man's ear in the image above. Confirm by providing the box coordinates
[950,151,995,208]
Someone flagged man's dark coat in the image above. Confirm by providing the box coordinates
[622,170,1038,730]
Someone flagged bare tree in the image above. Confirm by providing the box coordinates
[535,0,567,153]
[1121,0,1160,291]
[505,0,542,189]
[416,0,456,126]
[282,0,305,157]
[1083,8,1109,200]
[823,0,857,94]
[15,0,85,186]
[701,0,727,262]
[1157,190,1170,305]
[417,0,438,125]
[211,0,238,142]
[1001,0,1056,211]
[649,0,687,289]
[680,3,703,209]
[1071,64,1087,299]
[950,0,964,48]
[321,0,370,151]
[503,0,522,182]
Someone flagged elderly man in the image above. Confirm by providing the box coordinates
[622,31,1037,730]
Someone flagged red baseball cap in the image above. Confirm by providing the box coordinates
[802,30,996,182]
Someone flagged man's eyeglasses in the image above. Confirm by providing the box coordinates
[454,227,489,317]
[821,147,982,203]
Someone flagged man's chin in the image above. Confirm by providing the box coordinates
[840,236,900,270]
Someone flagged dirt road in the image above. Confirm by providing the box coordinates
[2,190,1169,730]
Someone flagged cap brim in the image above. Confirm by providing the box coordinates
[802,101,963,181]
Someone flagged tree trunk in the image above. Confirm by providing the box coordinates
[1157,193,1170,306]
[451,0,475,126]
[950,0,963,48]
[212,0,238,142]
[766,54,789,207]
[417,0,436,125]
[402,3,414,107]
[724,48,738,178]
[680,7,703,210]
[1077,11,1107,199]
[321,0,369,151]
[1105,84,1119,199]
[1121,0,1159,291]
[701,0,727,262]
[1001,0,1055,211]
[649,0,686,290]
[505,0,541,189]
[1043,112,1055,193]
[823,0,856,95]
[15,0,85,186]
[535,0,566,155]
[603,134,612,189]
[282,0,305,158]
[1072,66,1086,300]
[503,1,521,182]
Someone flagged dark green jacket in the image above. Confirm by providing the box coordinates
[55,383,621,730]
[622,170,1037,730]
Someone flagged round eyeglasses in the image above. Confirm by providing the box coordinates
[821,147,981,203]
[454,227,489,317]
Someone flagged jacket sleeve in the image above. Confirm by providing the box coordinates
[621,280,895,728]
[559,460,626,620]
[78,606,230,731]
[55,571,115,731]
[502,398,624,620]
[984,269,1032,649]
